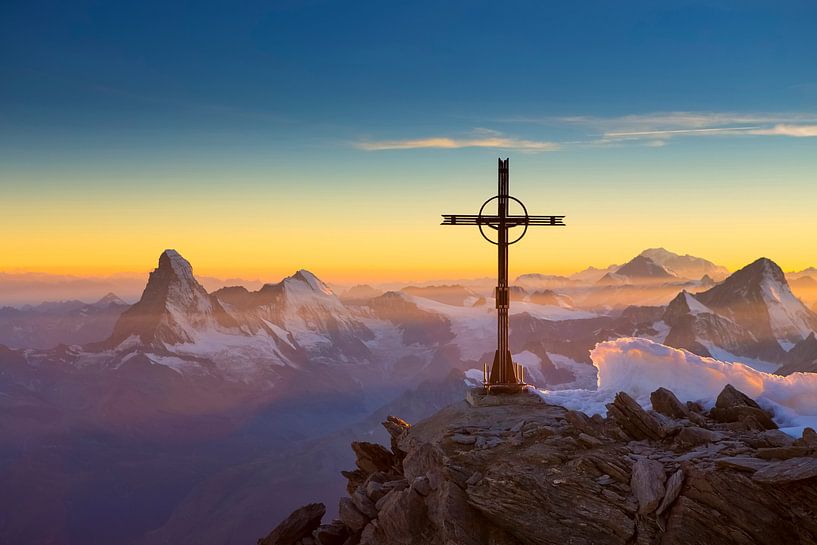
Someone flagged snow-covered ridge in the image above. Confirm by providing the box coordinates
[680,290,712,315]
[758,259,816,342]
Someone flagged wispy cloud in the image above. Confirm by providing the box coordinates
[605,126,762,137]
[560,112,817,142]
[356,129,560,152]
[357,112,817,153]
[748,124,817,137]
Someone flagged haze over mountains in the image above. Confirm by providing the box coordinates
[2,247,817,544]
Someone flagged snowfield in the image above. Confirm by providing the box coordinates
[536,337,817,436]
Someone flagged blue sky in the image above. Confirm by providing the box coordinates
[1,1,816,279]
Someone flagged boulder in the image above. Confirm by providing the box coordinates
[374,488,429,543]
[630,458,667,514]
[351,442,397,475]
[258,503,325,545]
[607,392,667,441]
[675,426,725,447]
[800,427,817,447]
[656,469,684,516]
[402,442,444,481]
[313,520,348,545]
[710,385,777,430]
[340,469,366,495]
[650,387,690,419]
[338,497,369,532]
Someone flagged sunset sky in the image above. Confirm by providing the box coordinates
[2,1,816,283]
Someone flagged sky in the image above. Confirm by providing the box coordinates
[1,0,816,284]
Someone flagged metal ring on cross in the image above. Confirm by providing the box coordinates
[477,195,529,245]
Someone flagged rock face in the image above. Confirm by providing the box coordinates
[258,503,325,545]
[262,386,817,545]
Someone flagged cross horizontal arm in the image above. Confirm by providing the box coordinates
[441,214,565,226]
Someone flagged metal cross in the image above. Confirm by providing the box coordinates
[442,158,565,393]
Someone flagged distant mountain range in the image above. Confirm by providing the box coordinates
[0,293,128,348]
[2,248,817,545]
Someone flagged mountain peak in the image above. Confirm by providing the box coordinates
[696,256,816,346]
[724,257,788,289]
[106,250,236,347]
[92,292,126,308]
[614,255,675,279]
[638,248,728,280]
[158,249,195,281]
[289,269,332,295]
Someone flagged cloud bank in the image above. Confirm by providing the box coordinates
[536,337,817,436]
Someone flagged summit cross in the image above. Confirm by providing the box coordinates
[442,158,565,393]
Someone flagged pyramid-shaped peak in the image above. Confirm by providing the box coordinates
[616,255,674,278]
[290,269,332,294]
[740,257,786,284]
[93,292,126,307]
[158,249,195,281]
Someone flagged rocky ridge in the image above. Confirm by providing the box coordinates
[261,385,817,545]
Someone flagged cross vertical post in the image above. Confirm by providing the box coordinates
[491,158,514,385]
[441,158,565,394]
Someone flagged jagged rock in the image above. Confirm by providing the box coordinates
[351,489,377,519]
[402,442,444,481]
[800,427,817,447]
[631,458,666,514]
[383,416,411,460]
[578,432,603,448]
[754,429,795,448]
[340,469,366,495]
[716,384,761,409]
[565,409,601,437]
[313,520,347,545]
[357,521,378,545]
[650,387,690,419]
[374,488,429,542]
[715,456,769,472]
[753,457,817,483]
[656,469,684,516]
[710,384,777,430]
[351,441,397,475]
[363,480,385,502]
[258,503,325,545]
[675,426,725,447]
[756,446,812,460]
[607,392,668,440]
[425,480,484,545]
[338,498,369,532]
[263,387,817,545]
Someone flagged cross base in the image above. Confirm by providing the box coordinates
[483,349,528,394]
[483,383,529,395]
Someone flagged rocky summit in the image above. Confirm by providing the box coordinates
[260,385,817,545]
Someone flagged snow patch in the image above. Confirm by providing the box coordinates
[682,291,712,315]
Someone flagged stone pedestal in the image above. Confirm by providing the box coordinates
[465,387,544,408]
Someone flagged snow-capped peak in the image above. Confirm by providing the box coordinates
[159,249,196,283]
[290,269,333,296]
[756,259,816,342]
[92,292,127,308]
[696,257,817,345]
